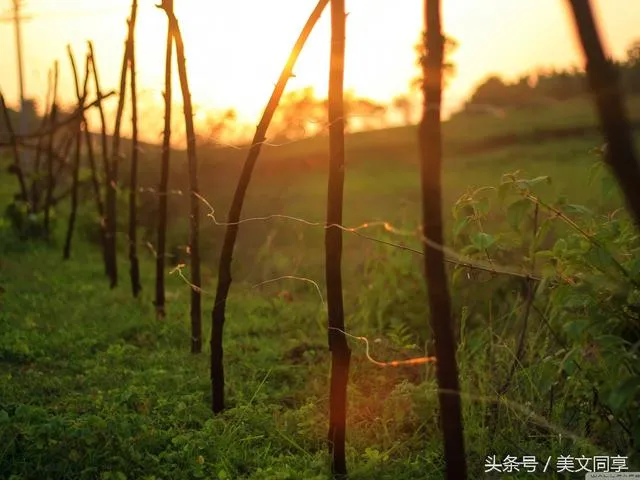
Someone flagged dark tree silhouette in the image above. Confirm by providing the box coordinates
[154,0,174,319]
[210,0,329,414]
[128,16,142,298]
[88,42,111,276]
[326,0,350,476]
[160,1,202,354]
[566,0,640,228]
[107,0,138,288]
[43,61,58,238]
[419,1,467,479]
[63,45,88,260]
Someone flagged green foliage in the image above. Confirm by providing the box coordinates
[3,199,52,241]
[2,106,640,478]
[450,162,639,461]
[465,40,640,110]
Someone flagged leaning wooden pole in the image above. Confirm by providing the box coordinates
[154,0,174,319]
[107,0,137,287]
[30,68,53,212]
[81,54,108,270]
[419,2,467,479]
[210,0,329,414]
[566,0,640,228]
[128,12,142,298]
[63,45,86,260]
[88,42,111,276]
[43,61,59,238]
[83,114,108,267]
[160,2,202,354]
[326,0,350,476]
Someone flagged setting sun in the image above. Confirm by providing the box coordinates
[0,0,639,142]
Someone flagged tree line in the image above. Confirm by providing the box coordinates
[462,38,640,112]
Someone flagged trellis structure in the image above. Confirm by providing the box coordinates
[1,0,640,478]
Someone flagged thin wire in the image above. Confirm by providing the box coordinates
[328,327,436,367]
[191,190,541,281]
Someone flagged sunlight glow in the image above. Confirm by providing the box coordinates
[0,0,638,143]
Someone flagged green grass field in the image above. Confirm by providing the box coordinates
[1,97,639,479]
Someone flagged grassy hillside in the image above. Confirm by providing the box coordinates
[120,96,635,285]
[1,96,639,478]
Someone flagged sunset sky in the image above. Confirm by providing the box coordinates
[1,0,639,143]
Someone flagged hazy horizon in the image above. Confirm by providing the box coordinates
[1,0,639,144]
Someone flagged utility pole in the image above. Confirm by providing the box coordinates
[13,0,26,107]
[1,0,33,168]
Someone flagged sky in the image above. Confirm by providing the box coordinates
[1,0,639,143]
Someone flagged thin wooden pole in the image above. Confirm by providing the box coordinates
[326,0,350,476]
[154,0,174,319]
[419,2,467,479]
[210,0,329,414]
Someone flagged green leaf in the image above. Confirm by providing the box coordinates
[471,232,496,251]
[607,376,640,411]
[587,160,605,185]
[535,275,551,296]
[541,263,557,278]
[497,181,513,204]
[515,175,551,192]
[583,247,619,276]
[496,231,522,249]
[453,217,470,237]
[451,266,465,285]
[475,196,490,216]
[559,348,580,375]
[506,198,531,230]
[563,319,590,340]
[552,238,567,257]
[533,218,553,250]
[601,175,617,199]
[563,204,593,217]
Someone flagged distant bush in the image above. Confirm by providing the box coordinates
[462,37,640,113]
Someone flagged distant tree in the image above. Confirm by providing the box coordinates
[197,108,237,148]
[466,75,512,108]
[343,92,387,131]
[270,86,325,140]
[535,68,586,101]
[464,67,588,112]
[622,38,640,94]
[392,94,414,125]
[626,39,640,65]
[270,87,387,138]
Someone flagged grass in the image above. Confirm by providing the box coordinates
[1,241,626,480]
[1,96,639,478]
